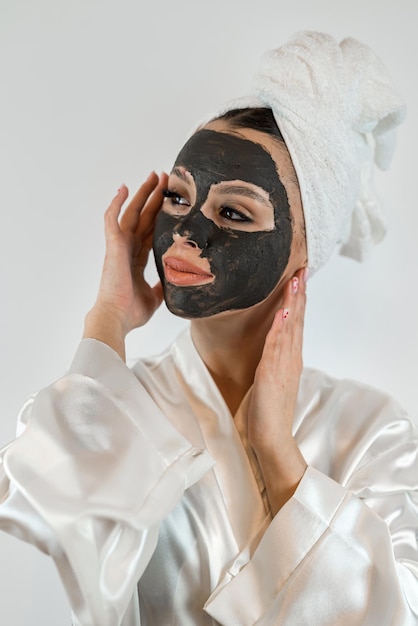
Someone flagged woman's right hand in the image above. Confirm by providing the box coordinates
[83,171,168,360]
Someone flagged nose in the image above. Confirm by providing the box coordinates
[172,231,199,249]
[171,203,217,251]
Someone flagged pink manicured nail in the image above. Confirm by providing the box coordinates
[292,277,299,294]
[283,308,290,320]
[117,183,125,193]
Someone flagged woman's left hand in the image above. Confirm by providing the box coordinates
[247,267,308,515]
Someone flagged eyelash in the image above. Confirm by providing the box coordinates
[162,189,252,223]
[162,189,190,206]
[219,207,252,223]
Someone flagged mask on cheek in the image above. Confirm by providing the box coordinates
[152,130,293,319]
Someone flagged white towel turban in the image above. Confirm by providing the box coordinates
[210,31,406,272]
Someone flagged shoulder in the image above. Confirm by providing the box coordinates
[298,366,409,420]
[129,343,177,397]
[296,367,418,483]
[300,367,402,411]
[128,328,194,401]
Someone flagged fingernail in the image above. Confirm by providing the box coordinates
[303,268,310,283]
[292,277,299,294]
[283,308,290,320]
[117,183,125,193]
[147,171,156,181]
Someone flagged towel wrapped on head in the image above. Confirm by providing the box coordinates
[211,31,406,272]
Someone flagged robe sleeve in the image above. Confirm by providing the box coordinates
[0,338,213,626]
[204,399,418,625]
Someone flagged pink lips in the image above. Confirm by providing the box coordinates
[163,256,214,286]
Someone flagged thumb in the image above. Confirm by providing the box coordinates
[151,281,164,307]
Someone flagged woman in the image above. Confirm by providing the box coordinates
[0,32,417,625]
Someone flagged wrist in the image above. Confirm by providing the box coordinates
[83,305,129,360]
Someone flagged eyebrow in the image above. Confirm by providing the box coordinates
[216,184,273,209]
[170,168,272,209]
[171,167,190,183]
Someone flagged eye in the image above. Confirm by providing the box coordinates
[219,206,252,223]
[163,189,190,207]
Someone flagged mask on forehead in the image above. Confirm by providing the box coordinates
[153,129,293,318]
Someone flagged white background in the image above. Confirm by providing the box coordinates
[0,0,417,623]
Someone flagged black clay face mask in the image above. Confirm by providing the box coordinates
[153,129,293,318]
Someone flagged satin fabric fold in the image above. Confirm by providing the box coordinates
[0,328,417,625]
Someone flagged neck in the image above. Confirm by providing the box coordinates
[190,300,278,416]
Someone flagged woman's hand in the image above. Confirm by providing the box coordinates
[83,172,168,360]
[247,267,308,515]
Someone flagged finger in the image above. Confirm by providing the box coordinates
[134,172,169,239]
[280,266,308,323]
[119,171,160,231]
[280,274,306,374]
[132,233,153,277]
[258,308,285,368]
[151,280,164,308]
[259,268,308,367]
[265,272,305,354]
[292,268,307,338]
[131,218,159,272]
[277,276,296,320]
[104,184,130,235]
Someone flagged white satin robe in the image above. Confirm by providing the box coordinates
[0,328,417,625]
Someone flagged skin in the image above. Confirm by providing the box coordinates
[84,119,308,516]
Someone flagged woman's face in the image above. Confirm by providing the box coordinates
[153,122,302,318]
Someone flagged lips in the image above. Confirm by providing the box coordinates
[163,256,214,286]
